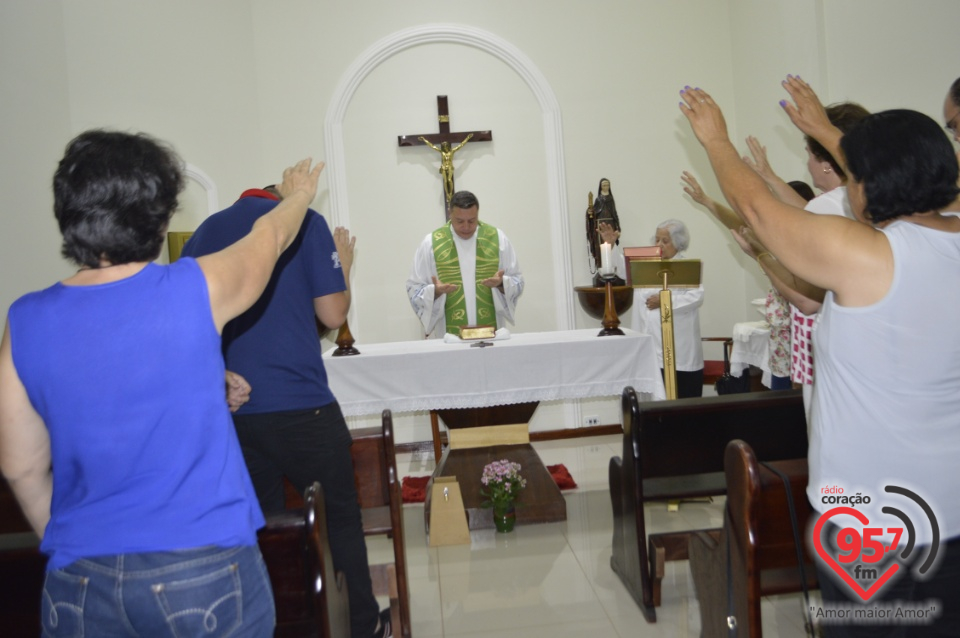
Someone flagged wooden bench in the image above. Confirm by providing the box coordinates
[259,482,351,638]
[689,440,817,638]
[0,477,45,638]
[2,418,409,638]
[285,410,411,638]
[608,386,807,622]
[1,477,353,638]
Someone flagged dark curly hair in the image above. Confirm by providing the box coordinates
[805,102,870,180]
[841,110,960,223]
[53,130,184,267]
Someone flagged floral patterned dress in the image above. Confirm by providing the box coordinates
[764,288,791,379]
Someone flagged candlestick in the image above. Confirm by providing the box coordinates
[598,272,625,337]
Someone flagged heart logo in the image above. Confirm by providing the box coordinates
[812,506,900,602]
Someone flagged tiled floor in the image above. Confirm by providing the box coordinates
[366,435,818,637]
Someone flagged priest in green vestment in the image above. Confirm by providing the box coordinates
[406,191,524,338]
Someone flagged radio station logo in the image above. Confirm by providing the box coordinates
[813,484,940,607]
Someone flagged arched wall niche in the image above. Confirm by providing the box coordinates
[323,23,575,330]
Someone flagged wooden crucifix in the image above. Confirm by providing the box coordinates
[399,96,492,218]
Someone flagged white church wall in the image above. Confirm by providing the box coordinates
[341,39,553,342]
[2,0,958,443]
[819,0,960,118]
[0,3,75,314]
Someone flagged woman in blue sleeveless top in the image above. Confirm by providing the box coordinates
[0,130,323,637]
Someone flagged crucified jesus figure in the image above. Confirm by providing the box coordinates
[419,133,473,204]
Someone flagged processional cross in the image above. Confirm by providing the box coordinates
[398,96,493,218]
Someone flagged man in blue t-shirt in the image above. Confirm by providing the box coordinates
[182,187,389,638]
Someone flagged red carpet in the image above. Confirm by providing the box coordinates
[402,464,577,504]
[402,476,430,503]
[548,463,578,490]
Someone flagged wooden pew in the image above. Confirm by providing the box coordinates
[0,479,354,638]
[608,387,807,622]
[259,482,351,638]
[689,440,817,638]
[0,477,45,638]
[285,410,411,638]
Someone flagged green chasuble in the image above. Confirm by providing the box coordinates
[432,222,501,330]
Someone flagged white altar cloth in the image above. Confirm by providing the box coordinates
[323,328,666,417]
[730,321,772,388]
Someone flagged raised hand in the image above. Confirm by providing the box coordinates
[680,171,709,206]
[779,75,833,140]
[730,226,767,259]
[679,86,731,147]
[597,221,620,245]
[742,136,777,182]
[278,158,325,203]
[481,269,505,289]
[333,226,356,274]
[432,275,459,295]
[744,225,768,252]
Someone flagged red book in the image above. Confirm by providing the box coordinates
[623,246,662,285]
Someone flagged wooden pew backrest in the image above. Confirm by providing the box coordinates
[0,476,45,637]
[259,482,351,638]
[690,439,815,638]
[282,412,411,638]
[610,387,807,622]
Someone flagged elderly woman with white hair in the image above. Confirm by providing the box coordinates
[605,218,704,398]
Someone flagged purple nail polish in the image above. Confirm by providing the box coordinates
[779,100,787,107]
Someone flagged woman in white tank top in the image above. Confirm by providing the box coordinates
[681,78,960,635]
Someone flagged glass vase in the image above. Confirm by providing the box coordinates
[493,502,516,533]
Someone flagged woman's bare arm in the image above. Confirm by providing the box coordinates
[730,226,826,312]
[679,85,890,306]
[0,321,52,536]
[681,171,742,230]
[198,159,324,332]
[780,76,847,176]
[742,136,807,207]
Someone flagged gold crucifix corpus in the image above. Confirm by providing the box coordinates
[399,96,493,219]
[418,134,473,206]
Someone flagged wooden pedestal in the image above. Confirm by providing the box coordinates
[424,402,567,532]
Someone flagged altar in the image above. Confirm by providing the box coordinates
[324,328,665,416]
[324,329,665,529]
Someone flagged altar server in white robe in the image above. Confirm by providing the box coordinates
[406,190,524,338]
[603,218,704,398]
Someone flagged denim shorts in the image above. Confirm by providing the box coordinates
[41,544,275,638]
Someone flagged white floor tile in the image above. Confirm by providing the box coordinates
[387,435,810,637]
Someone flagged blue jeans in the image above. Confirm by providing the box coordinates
[41,545,274,638]
[770,374,792,390]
